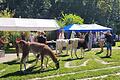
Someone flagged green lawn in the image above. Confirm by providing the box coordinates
[115,41,120,47]
[0,48,120,80]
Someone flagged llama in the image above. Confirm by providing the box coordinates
[56,38,79,58]
[56,39,69,55]
[17,40,59,71]
[69,38,79,58]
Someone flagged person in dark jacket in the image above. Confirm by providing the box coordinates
[85,32,89,49]
[35,31,47,44]
[105,30,113,57]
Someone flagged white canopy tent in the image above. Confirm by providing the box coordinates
[0,18,60,31]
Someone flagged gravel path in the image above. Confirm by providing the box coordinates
[0,53,21,63]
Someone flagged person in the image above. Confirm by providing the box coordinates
[21,32,26,40]
[85,32,89,49]
[70,31,76,39]
[105,30,113,57]
[58,30,65,39]
[92,32,97,47]
[98,31,105,52]
[29,33,35,42]
[0,36,5,49]
[87,31,93,50]
[35,31,47,44]
[78,33,86,58]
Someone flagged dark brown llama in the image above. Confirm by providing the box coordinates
[17,40,59,71]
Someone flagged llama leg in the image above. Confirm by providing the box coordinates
[20,53,28,72]
[59,47,62,54]
[20,60,23,71]
[83,49,85,58]
[66,48,68,55]
[20,56,24,71]
[23,58,27,71]
[81,48,84,58]
[45,56,49,68]
[66,44,69,55]
[74,48,78,58]
[20,57,26,71]
[71,48,73,58]
[40,55,44,70]
[26,54,29,62]
[80,48,82,57]
[16,43,20,59]
[56,44,58,54]
[35,54,40,65]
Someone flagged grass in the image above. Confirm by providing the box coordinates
[0,48,120,80]
[115,41,120,47]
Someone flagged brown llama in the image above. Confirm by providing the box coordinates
[17,40,59,72]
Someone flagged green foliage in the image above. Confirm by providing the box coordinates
[0,8,14,17]
[97,0,112,14]
[57,13,84,28]
[0,8,14,48]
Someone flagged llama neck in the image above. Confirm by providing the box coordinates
[49,51,58,63]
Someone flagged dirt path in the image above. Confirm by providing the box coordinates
[0,47,119,63]
[0,53,21,63]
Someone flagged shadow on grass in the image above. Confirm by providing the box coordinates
[95,51,103,55]
[58,54,69,57]
[85,49,91,52]
[3,59,36,65]
[0,65,57,78]
[62,57,84,61]
[27,59,36,63]
[100,56,111,58]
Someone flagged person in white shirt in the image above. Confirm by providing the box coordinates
[29,33,35,42]
[59,30,65,39]
[70,31,76,39]
[88,31,93,50]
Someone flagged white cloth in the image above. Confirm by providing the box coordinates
[59,32,65,39]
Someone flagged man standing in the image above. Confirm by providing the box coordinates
[105,30,113,57]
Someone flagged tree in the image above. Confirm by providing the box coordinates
[3,0,52,18]
[57,13,84,28]
[0,8,14,17]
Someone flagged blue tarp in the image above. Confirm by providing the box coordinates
[62,24,112,32]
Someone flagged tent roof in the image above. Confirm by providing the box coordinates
[0,18,60,31]
[63,24,112,32]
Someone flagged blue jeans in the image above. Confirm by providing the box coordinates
[106,42,112,50]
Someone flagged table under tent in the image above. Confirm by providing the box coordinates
[0,18,60,57]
